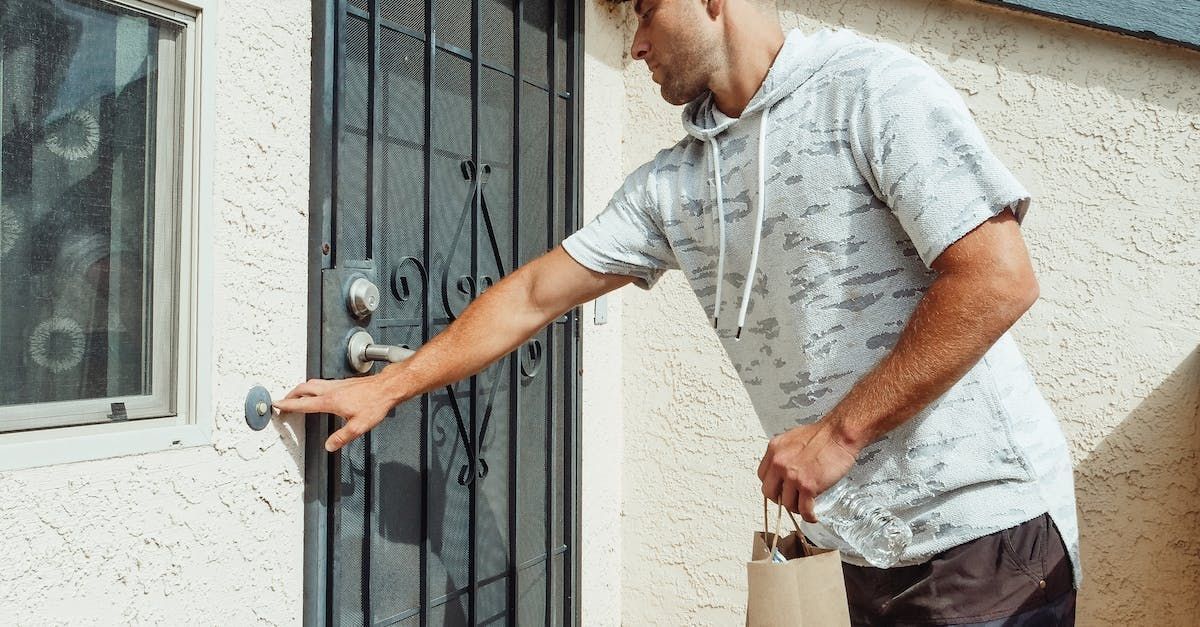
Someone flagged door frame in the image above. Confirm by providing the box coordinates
[304,0,585,624]
[304,0,336,623]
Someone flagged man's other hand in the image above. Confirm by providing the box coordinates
[757,420,860,523]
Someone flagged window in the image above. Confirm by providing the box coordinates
[0,0,214,469]
[981,1,1200,50]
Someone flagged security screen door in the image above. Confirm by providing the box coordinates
[306,0,580,625]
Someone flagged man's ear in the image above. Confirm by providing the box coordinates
[706,0,725,20]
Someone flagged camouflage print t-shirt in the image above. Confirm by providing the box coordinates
[562,28,1080,584]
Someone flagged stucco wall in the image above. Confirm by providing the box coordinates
[578,1,630,625]
[0,1,311,623]
[607,1,1200,625]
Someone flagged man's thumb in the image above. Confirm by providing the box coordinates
[325,431,348,452]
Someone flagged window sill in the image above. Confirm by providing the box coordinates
[0,417,212,471]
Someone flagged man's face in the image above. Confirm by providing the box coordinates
[631,0,721,105]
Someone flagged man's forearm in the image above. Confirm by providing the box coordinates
[373,266,560,406]
[825,269,1038,451]
[275,247,628,453]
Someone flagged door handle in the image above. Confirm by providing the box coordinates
[347,329,415,374]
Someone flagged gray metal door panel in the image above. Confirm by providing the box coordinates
[307,0,581,625]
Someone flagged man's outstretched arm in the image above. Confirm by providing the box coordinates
[275,246,634,452]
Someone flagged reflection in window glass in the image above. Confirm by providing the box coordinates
[0,0,182,416]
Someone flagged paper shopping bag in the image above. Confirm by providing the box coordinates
[746,499,851,627]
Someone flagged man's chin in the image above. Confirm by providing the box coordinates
[661,91,688,106]
[661,87,709,107]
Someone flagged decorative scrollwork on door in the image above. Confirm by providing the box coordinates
[390,256,428,303]
[440,159,506,322]
[427,159,546,486]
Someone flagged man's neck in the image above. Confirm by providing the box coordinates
[709,19,786,119]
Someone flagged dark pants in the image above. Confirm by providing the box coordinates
[842,513,1076,626]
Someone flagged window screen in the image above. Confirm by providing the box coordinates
[0,0,186,431]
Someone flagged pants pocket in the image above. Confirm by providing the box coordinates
[1000,514,1049,585]
[1001,513,1074,599]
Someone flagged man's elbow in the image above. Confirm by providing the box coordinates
[995,266,1040,323]
[1019,271,1040,310]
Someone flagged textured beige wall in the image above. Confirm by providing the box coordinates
[0,1,310,623]
[579,1,630,625]
[604,0,1200,625]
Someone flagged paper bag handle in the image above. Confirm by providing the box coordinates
[762,497,818,558]
[762,497,804,535]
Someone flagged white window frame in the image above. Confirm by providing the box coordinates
[0,0,216,471]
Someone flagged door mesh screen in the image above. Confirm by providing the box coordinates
[337,15,371,264]
[381,0,425,32]
[324,0,576,624]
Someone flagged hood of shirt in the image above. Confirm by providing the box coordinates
[679,28,860,338]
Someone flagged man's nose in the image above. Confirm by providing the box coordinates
[631,30,650,61]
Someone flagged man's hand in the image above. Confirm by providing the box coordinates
[274,375,399,452]
[757,420,860,523]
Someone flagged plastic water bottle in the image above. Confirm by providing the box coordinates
[814,481,912,568]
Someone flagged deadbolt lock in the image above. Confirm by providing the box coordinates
[346,276,380,319]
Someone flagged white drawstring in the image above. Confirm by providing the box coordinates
[709,139,728,329]
[736,105,771,340]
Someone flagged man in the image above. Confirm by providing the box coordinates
[277,0,1080,623]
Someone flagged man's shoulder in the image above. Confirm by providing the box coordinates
[632,136,706,180]
[816,34,946,97]
[611,137,703,211]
